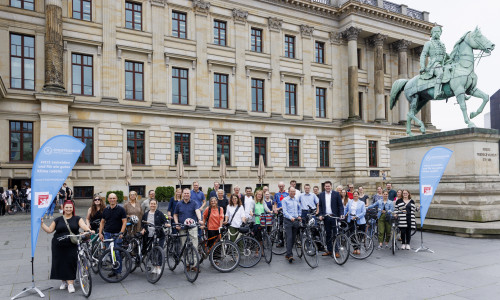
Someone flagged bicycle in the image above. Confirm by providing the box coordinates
[365,208,378,244]
[140,221,167,284]
[323,215,350,266]
[346,215,374,260]
[235,222,262,268]
[299,211,319,268]
[165,223,200,283]
[7,197,25,215]
[97,233,132,283]
[389,212,401,255]
[200,226,240,273]
[57,233,92,297]
[270,211,287,255]
[256,213,274,264]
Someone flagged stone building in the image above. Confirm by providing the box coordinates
[0,0,435,198]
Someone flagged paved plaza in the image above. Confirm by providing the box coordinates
[1,209,500,300]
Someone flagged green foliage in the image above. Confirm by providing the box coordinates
[254,186,263,194]
[206,187,214,200]
[155,186,175,202]
[106,191,124,204]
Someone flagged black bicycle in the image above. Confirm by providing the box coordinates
[270,211,286,255]
[97,233,132,283]
[235,222,262,268]
[140,221,167,284]
[58,233,92,297]
[165,223,200,283]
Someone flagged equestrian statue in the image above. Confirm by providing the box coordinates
[390,26,495,136]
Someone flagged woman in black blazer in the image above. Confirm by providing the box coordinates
[141,199,169,248]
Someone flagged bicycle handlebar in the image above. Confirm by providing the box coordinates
[57,232,91,242]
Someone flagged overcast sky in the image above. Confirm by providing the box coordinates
[400,0,499,130]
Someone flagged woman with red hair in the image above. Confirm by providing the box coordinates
[41,200,91,293]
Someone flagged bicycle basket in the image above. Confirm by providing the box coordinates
[259,214,274,226]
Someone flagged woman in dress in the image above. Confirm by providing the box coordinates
[41,200,91,293]
[394,190,416,250]
[224,194,247,242]
[86,194,106,232]
[264,191,273,212]
[395,190,403,202]
[124,191,143,234]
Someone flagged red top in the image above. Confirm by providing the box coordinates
[203,207,224,231]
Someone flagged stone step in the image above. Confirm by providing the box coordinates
[418,218,500,238]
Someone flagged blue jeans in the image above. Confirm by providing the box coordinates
[104,232,123,274]
[47,201,56,216]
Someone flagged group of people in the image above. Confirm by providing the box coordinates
[40,180,417,293]
[0,183,31,215]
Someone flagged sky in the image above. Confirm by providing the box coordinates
[401,0,499,130]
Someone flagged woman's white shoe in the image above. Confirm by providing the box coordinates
[68,284,75,293]
[59,281,67,290]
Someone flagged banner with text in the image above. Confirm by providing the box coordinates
[31,135,85,257]
[419,147,453,227]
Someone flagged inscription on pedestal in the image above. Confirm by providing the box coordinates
[476,147,498,162]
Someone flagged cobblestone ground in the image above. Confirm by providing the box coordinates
[1,209,500,300]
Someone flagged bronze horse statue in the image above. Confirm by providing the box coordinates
[390,28,495,136]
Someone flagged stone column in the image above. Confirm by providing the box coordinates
[342,26,362,120]
[193,0,211,107]
[233,9,248,111]
[151,0,167,104]
[369,34,387,122]
[43,0,65,92]
[300,25,314,118]
[393,39,411,124]
[269,17,283,115]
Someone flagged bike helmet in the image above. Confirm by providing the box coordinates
[129,215,139,225]
[184,218,196,225]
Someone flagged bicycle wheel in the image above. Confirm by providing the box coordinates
[349,232,374,260]
[145,246,165,284]
[97,246,132,283]
[7,205,18,215]
[270,229,286,255]
[391,229,396,255]
[210,240,240,273]
[302,235,318,268]
[165,238,179,271]
[183,244,200,283]
[333,234,349,266]
[78,257,92,297]
[295,234,303,258]
[236,236,262,268]
[262,233,273,264]
[128,238,141,273]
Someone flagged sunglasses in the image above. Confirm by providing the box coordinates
[94,199,101,201]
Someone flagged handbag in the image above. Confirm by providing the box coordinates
[62,217,79,245]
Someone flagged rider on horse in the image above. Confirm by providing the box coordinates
[419,26,449,99]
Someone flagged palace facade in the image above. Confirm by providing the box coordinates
[0,0,435,198]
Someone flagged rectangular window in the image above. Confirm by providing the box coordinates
[285,83,297,115]
[72,0,91,21]
[175,133,190,165]
[368,140,378,167]
[357,48,362,69]
[72,53,93,96]
[315,41,325,64]
[251,28,262,53]
[9,121,33,162]
[319,141,330,168]
[216,135,231,166]
[10,0,34,10]
[285,35,295,58]
[383,53,387,74]
[316,87,326,118]
[125,61,143,100]
[214,20,227,46]
[254,137,267,166]
[288,139,300,167]
[10,34,35,90]
[74,186,94,199]
[129,185,146,198]
[73,127,93,164]
[172,67,188,105]
[172,11,187,39]
[125,1,142,30]
[127,130,145,165]
[358,92,363,120]
[251,78,264,112]
[214,73,228,109]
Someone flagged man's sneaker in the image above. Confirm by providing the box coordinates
[68,284,75,293]
[59,282,68,290]
[288,256,294,263]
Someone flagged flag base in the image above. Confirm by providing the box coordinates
[415,227,434,253]
[11,283,50,299]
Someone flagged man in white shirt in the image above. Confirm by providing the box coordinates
[289,180,302,199]
[243,187,255,219]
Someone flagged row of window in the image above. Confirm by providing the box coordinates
[8,121,379,168]
[10,1,327,63]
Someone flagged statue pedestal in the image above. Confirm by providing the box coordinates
[388,128,500,237]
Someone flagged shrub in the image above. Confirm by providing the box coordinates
[155,186,175,202]
[206,187,214,200]
[106,191,124,204]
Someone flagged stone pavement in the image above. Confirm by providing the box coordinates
[1,209,500,300]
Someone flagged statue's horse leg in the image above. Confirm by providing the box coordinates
[406,95,426,136]
[469,88,490,119]
[456,91,476,128]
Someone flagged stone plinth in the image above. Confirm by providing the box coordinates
[388,128,500,224]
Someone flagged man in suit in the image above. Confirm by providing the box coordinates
[318,180,344,257]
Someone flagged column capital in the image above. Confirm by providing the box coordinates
[192,0,211,15]
[367,33,387,48]
[412,45,424,57]
[329,31,343,45]
[341,26,362,41]
[392,39,412,52]
[268,17,283,32]
[232,8,248,24]
[300,25,315,39]
[150,0,166,7]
